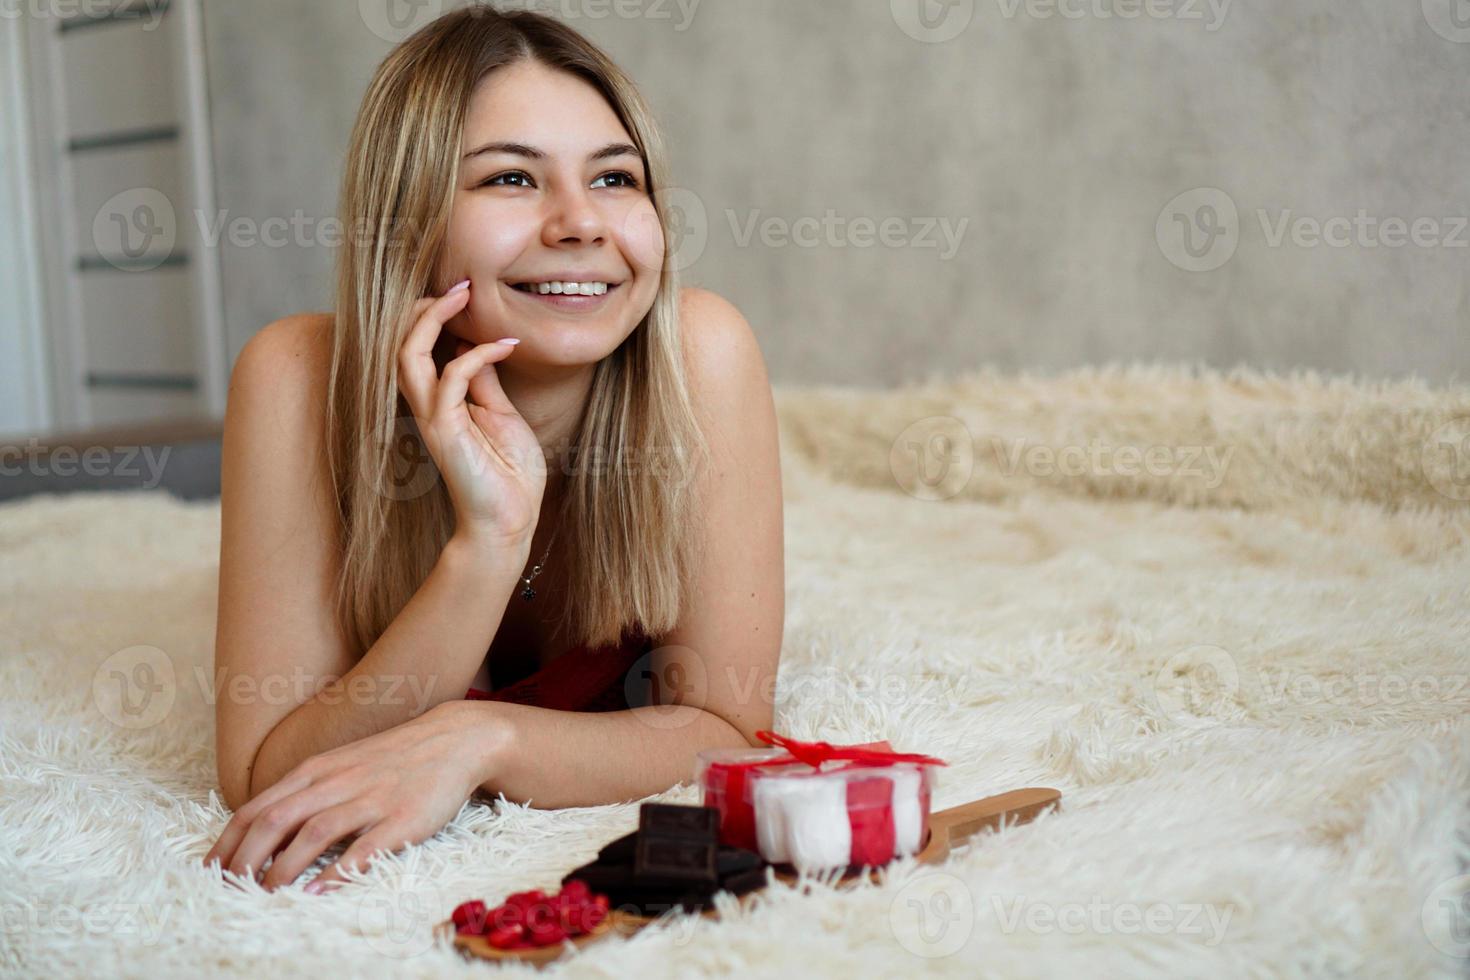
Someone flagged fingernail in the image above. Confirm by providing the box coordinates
[305,881,324,895]
[450,279,471,293]
[495,338,520,346]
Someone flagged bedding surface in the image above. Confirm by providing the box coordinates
[2,362,1467,978]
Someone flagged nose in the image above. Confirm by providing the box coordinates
[541,182,609,248]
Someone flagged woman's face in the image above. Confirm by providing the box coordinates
[439,60,665,368]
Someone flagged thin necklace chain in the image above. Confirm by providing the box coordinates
[519,527,558,601]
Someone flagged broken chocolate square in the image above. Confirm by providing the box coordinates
[715,845,763,876]
[633,834,718,887]
[638,802,720,839]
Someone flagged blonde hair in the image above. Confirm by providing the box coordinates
[325,4,710,658]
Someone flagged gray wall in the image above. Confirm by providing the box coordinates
[203,0,1470,387]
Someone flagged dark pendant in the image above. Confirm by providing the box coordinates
[520,585,536,601]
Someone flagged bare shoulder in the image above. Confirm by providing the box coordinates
[229,313,335,434]
[222,311,340,534]
[677,287,770,403]
[236,312,334,382]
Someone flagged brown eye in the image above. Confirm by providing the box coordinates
[480,171,533,188]
[593,171,641,190]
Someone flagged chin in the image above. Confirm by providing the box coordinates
[510,328,632,368]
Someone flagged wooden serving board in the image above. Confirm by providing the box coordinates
[438,786,1061,967]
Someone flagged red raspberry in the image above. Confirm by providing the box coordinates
[487,922,527,949]
[524,897,559,931]
[527,919,568,946]
[451,900,490,935]
[489,901,525,931]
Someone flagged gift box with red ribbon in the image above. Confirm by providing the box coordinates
[695,730,946,872]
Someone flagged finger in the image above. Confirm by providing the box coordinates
[226,777,364,885]
[397,283,472,422]
[466,349,516,414]
[309,823,407,892]
[261,801,373,892]
[202,767,318,873]
[433,341,520,423]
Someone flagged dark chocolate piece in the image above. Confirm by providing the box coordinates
[717,865,768,896]
[562,861,633,892]
[633,834,718,887]
[602,881,716,917]
[638,803,719,839]
[715,845,763,876]
[596,830,638,864]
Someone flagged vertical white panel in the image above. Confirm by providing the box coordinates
[0,17,52,439]
[176,0,227,419]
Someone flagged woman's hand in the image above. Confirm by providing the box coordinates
[398,281,546,546]
[201,700,501,893]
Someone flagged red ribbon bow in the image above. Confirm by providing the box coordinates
[752,730,948,770]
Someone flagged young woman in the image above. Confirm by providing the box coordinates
[202,6,783,894]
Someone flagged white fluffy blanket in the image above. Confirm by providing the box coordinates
[2,363,1468,978]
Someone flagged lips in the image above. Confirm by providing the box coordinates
[509,282,621,295]
[504,280,620,311]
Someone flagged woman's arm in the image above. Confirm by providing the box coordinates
[469,702,748,809]
[471,288,785,809]
[214,314,526,811]
[245,534,528,803]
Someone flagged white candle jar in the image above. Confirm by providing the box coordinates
[743,760,939,873]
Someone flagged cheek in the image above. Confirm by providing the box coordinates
[620,198,667,278]
[444,203,536,278]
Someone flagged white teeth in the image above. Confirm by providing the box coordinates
[530,281,608,296]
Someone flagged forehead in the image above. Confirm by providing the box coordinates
[462,60,632,154]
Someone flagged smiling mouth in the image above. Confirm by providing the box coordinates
[508,281,624,296]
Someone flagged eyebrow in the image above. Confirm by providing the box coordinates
[462,140,642,163]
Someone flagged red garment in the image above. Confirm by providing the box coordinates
[464,631,654,712]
